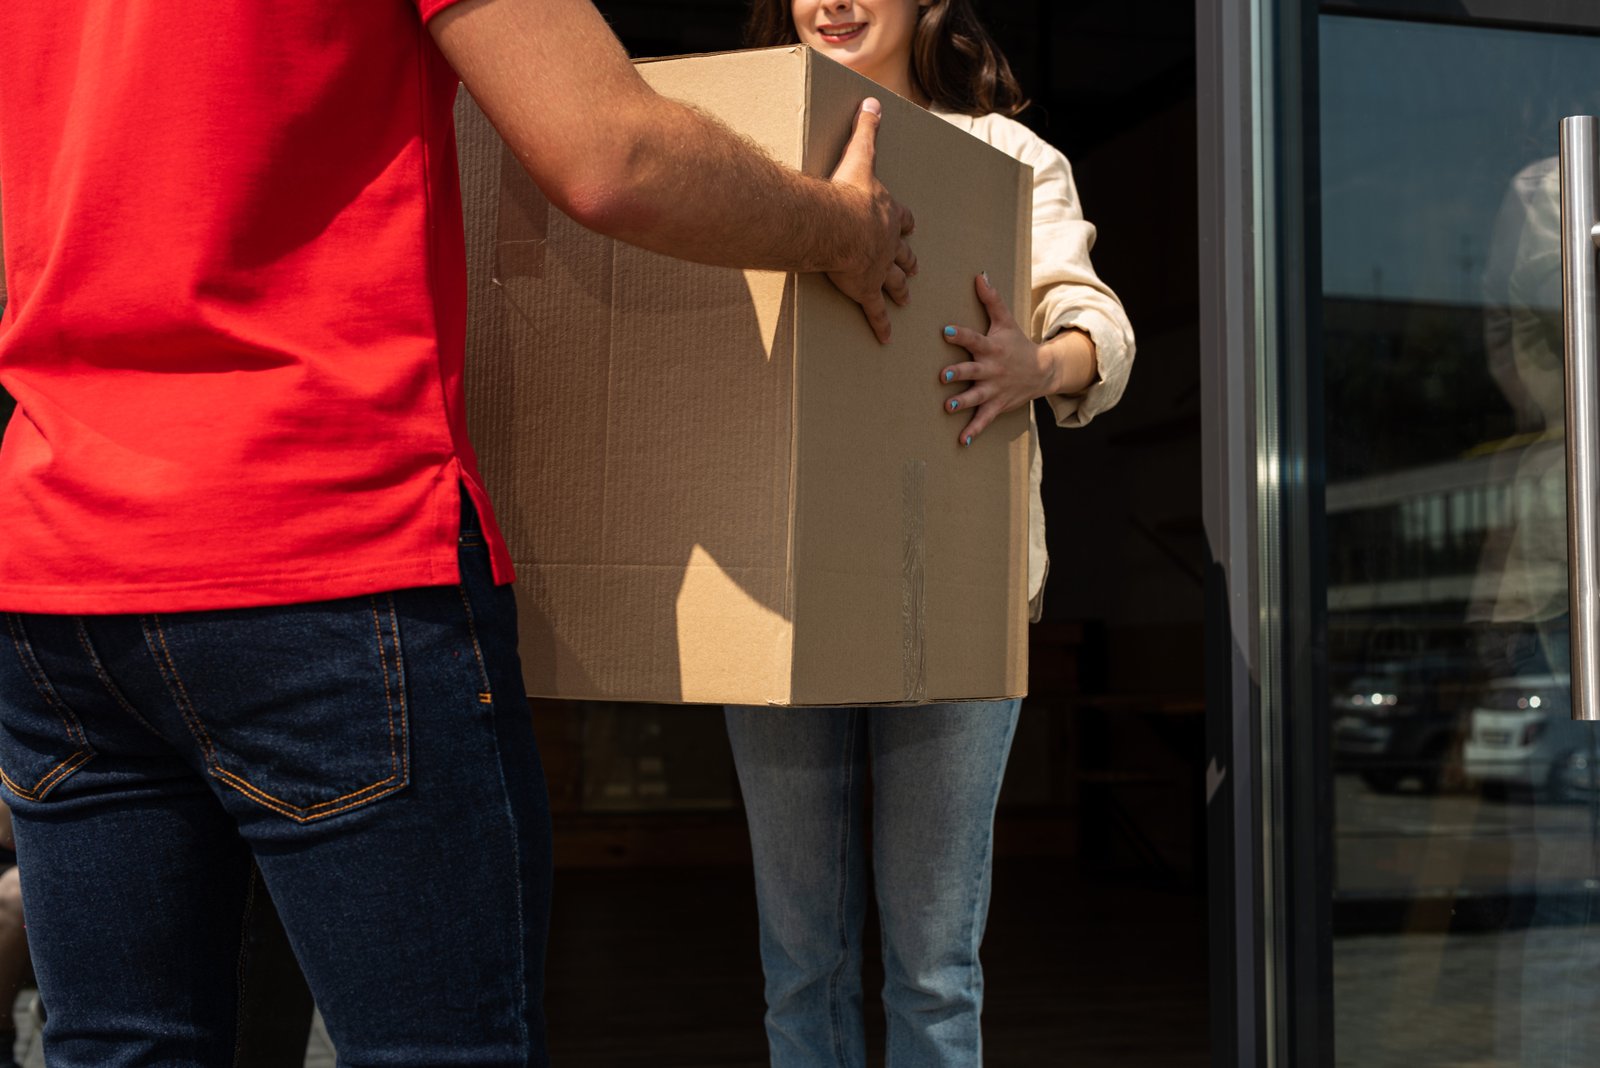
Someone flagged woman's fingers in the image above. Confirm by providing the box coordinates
[941,323,989,356]
[941,382,992,416]
[975,271,1015,328]
[959,401,1005,447]
[938,293,1026,445]
[937,360,985,385]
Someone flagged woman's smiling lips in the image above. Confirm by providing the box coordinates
[818,22,867,43]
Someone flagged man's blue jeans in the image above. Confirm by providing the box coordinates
[0,501,551,1067]
[724,700,1022,1068]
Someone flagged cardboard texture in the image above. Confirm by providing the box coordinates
[457,46,1032,706]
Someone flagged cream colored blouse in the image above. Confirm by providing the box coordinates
[934,109,1136,618]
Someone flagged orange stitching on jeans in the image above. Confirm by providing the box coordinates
[33,751,88,793]
[75,620,164,739]
[385,595,411,781]
[371,599,393,759]
[0,750,92,801]
[222,769,397,810]
[457,586,492,696]
[213,765,403,816]
[146,616,221,761]
[0,768,39,802]
[197,734,406,816]
[146,610,410,823]
[370,597,402,780]
[6,614,89,747]
[151,605,409,821]
[211,766,406,823]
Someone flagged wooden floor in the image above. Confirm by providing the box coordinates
[544,857,1210,1067]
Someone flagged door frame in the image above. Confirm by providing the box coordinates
[1197,0,1329,1063]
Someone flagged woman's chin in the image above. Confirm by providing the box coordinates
[812,40,867,62]
[810,45,878,78]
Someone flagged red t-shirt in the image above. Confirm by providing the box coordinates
[0,0,515,613]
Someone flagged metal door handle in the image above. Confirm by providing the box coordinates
[1561,115,1600,721]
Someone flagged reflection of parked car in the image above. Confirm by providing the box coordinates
[1327,616,1494,794]
[1331,658,1474,794]
[1463,674,1598,801]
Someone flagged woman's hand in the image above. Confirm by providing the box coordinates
[938,272,1097,446]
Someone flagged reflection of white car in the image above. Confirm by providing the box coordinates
[1463,673,1599,800]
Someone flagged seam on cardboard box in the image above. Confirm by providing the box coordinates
[632,45,805,68]
[494,142,548,284]
[602,238,619,552]
[785,47,811,691]
[900,458,927,703]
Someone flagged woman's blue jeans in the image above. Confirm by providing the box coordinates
[0,502,552,1067]
[724,700,1022,1068]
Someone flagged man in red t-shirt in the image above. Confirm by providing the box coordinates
[0,0,914,1063]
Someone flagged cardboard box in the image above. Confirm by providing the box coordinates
[456,46,1031,706]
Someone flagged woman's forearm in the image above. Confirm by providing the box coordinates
[1041,327,1098,398]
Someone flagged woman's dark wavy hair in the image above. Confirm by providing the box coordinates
[744,0,1029,118]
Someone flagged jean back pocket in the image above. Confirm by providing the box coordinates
[142,594,410,823]
[0,615,96,801]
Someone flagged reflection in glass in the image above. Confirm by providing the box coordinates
[1320,15,1600,1066]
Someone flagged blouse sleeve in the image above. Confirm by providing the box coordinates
[1024,138,1135,428]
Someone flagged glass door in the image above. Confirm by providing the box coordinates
[1289,5,1600,1065]
[1201,1,1600,1063]
[1318,11,1600,1065]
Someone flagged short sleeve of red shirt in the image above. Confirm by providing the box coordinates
[0,1,515,612]
[417,0,475,22]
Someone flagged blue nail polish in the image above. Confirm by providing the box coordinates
[949,400,959,412]
[944,370,955,383]
[964,434,973,447]
[943,326,956,338]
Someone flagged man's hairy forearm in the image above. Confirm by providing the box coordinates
[432,0,884,281]
[582,97,870,276]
